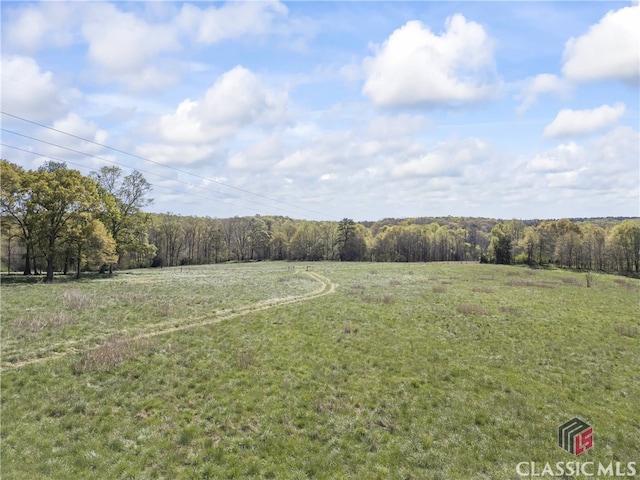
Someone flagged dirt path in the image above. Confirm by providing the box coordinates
[1,271,337,372]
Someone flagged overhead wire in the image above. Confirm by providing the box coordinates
[0,129,305,216]
[1,110,338,220]
[0,142,305,218]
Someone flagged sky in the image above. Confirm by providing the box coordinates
[1,1,638,222]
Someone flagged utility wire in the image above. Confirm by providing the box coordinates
[0,129,314,218]
[0,140,312,215]
[0,143,296,217]
[1,110,338,220]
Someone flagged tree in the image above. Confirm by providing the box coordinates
[337,218,357,261]
[91,166,153,272]
[64,214,117,278]
[0,160,38,274]
[490,223,512,265]
[30,162,103,282]
[520,227,539,266]
[609,220,640,273]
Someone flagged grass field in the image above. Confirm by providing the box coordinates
[1,262,638,479]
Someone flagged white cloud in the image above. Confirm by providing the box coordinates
[515,74,571,114]
[543,103,626,138]
[526,127,639,193]
[391,137,490,178]
[135,143,217,166]
[177,1,288,44]
[562,5,640,84]
[2,3,74,52]
[0,55,67,120]
[35,113,109,159]
[528,142,582,173]
[80,3,179,89]
[155,66,288,144]
[362,15,497,107]
[228,134,284,170]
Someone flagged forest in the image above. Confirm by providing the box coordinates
[2,160,639,279]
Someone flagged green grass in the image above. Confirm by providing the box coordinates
[1,262,639,479]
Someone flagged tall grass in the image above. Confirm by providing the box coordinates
[1,262,638,479]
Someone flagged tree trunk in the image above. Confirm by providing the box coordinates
[76,245,82,279]
[46,258,54,283]
[23,244,32,275]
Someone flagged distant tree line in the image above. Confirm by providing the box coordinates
[2,160,639,279]
[144,213,639,276]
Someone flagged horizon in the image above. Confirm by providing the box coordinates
[1,1,638,221]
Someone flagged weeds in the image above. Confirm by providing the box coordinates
[472,286,494,293]
[505,279,554,288]
[64,289,93,310]
[73,337,151,374]
[14,311,74,336]
[614,324,639,338]
[561,277,578,285]
[456,304,488,315]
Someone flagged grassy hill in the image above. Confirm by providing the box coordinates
[1,262,638,479]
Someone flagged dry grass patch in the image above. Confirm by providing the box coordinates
[613,278,634,288]
[236,351,255,369]
[73,337,152,374]
[432,286,446,294]
[343,324,358,334]
[500,306,520,317]
[456,304,488,315]
[614,324,639,338]
[14,312,74,336]
[561,277,579,285]
[505,279,554,288]
[389,279,402,286]
[63,289,93,310]
[362,293,396,305]
[472,286,494,293]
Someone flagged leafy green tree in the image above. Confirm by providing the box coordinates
[490,223,512,265]
[90,166,153,271]
[30,162,103,282]
[0,160,39,274]
[608,219,640,273]
[337,218,357,261]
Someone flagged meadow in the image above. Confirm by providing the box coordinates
[1,262,638,479]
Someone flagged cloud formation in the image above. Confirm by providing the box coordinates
[177,1,288,44]
[153,66,288,145]
[543,103,626,138]
[562,5,639,84]
[0,55,67,121]
[362,15,497,107]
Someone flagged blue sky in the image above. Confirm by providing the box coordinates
[1,1,638,221]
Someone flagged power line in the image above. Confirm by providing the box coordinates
[1,110,338,220]
[0,141,310,218]
[0,143,299,217]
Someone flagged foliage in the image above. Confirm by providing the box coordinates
[1,161,153,280]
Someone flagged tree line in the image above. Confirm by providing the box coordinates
[1,160,154,282]
[2,160,639,279]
